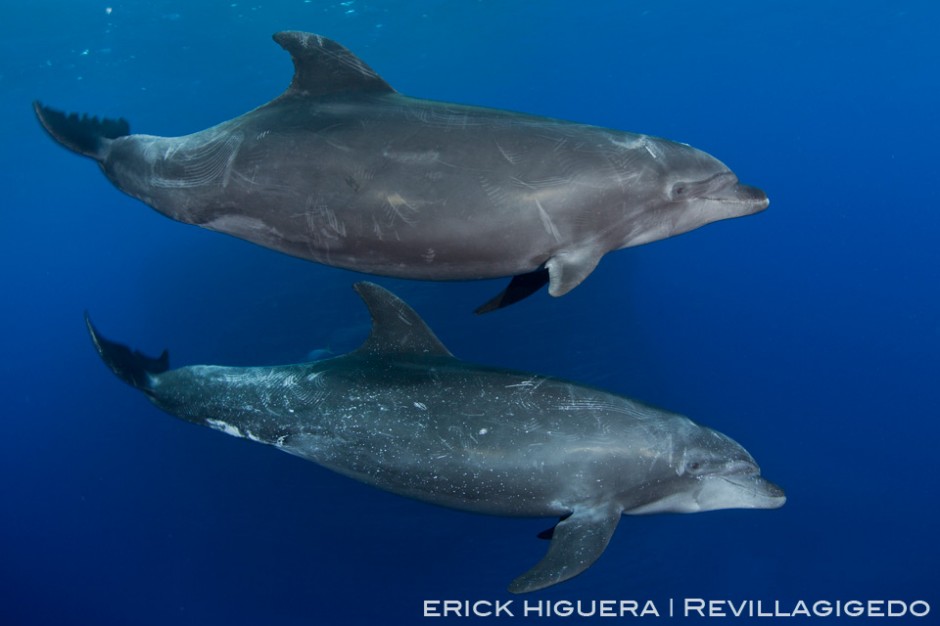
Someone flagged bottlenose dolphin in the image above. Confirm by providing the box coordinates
[86,282,785,592]
[36,31,768,312]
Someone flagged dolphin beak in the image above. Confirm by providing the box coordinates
[697,180,769,219]
[721,473,787,509]
[728,183,770,213]
[754,477,786,506]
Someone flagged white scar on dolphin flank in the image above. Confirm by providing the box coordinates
[85,282,785,593]
[206,419,243,438]
[34,31,768,313]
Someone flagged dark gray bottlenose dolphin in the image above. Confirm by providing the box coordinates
[36,32,769,312]
[86,282,784,592]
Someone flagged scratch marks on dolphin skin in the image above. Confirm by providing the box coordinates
[385,192,420,225]
[506,377,548,413]
[558,397,659,430]
[606,134,645,151]
[219,136,242,188]
[308,121,355,153]
[309,33,384,82]
[509,176,564,190]
[326,138,352,152]
[534,198,562,243]
[479,175,514,210]
[495,141,520,165]
[383,148,443,166]
[152,130,244,189]
[409,106,498,128]
[303,195,347,246]
[642,141,663,160]
[371,215,387,240]
[505,377,546,392]
[607,133,664,161]
[396,306,415,327]
[599,152,646,194]
[324,205,347,236]
[304,370,325,386]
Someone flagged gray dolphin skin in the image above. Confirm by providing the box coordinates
[36,31,769,312]
[86,282,785,592]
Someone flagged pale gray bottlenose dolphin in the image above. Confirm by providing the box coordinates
[36,31,769,312]
[86,282,784,592]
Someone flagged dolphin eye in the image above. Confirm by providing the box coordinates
[672,184,688,199]
[689,461,701,471]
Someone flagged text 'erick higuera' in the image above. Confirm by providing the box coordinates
[423,598,932,619]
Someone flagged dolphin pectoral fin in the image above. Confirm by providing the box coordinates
[536,511,571,540]
[545,248,603,297]
[509,505,621,594]
[474,268,550,314]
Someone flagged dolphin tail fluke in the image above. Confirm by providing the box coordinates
[84,314,169,393]
[33,101,130,160]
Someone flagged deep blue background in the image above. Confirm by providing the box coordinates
[2,1,938,624]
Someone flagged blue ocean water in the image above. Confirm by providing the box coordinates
[2,1,938,623]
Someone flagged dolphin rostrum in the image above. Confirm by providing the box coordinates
[36,31,769,312]
[86,282,785,592]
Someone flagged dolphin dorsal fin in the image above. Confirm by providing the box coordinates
[352,282,453,358]
[273,31,395,98]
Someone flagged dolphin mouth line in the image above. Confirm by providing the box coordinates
[701,192,769,208]
[702,197,760,206]
[717,475,785,502]
[718,475,760,494]
[719,475,766,495]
